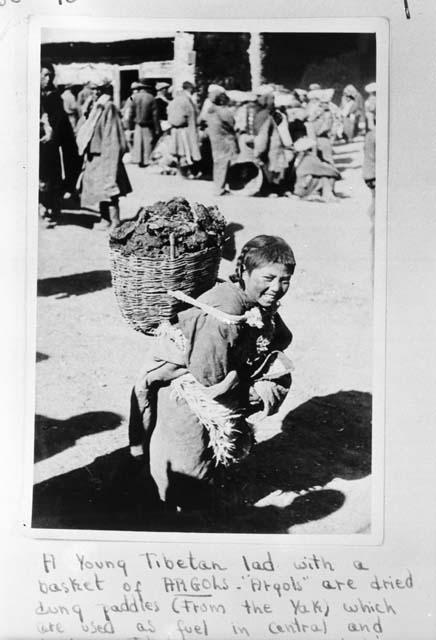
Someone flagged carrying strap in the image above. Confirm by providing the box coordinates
[167,289,263,327]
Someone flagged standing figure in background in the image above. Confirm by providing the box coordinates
[150,82,176,175]
[252,86,289,195]
[198,84,226,127]
[75,82,97,133]
[60,84,79,133]
[341,84,365,142]
[121,81,141,152]
[155,82,172,125]
[364,82,377,132]
[233,91,257,158]
[285,90,307,142]
[129,81,161,168]
[40,62,79,226]
[40,62,64,227]
[205,90,238,196]
[167,81,201,178]
[77,81,132,230]
[77,81,93,118]
[307,89,336,166]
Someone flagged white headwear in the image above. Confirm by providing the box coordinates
[208,84,226,94]
[320,88,335,103]
[294,88,307,100]
[365,82,376,93]
[308,89,322,101]
[255,84,274,96]
[274,93,295,108]
[227,89,256,103]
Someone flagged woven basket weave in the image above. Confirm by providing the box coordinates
[110,243,221,334]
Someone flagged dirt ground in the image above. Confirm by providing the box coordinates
[33,139,374,535]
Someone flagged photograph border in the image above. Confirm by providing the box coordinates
[24,14,389,546]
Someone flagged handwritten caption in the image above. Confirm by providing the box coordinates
[33,549,415,639]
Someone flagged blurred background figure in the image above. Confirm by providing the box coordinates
[39,61,80,227]
[76,81,98,132]
[167,80,201,178]
[40,62,63,227]
[364,82,376,131]
[155,81,172,125]
[307,88,336,166]
[77,80,132,230]
[232,90,257,158]
[60,83,79,133]
[198,84,226,180]
[128,80,161,168]
[198,83,225,126]
[292,136,341,202]
[340,84,365,141]
[253,85,290,196]
[150,82,177,175]
[121,81,141,152]
[284,90,307,142]
[77,81,93,118]
[204,89,238,196]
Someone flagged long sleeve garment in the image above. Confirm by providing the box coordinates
[129,282,292,507]
[80,100,132,209]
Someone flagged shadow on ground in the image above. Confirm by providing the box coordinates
[221,222,244,262]
[37,270,112,298]
[57,210,101,229]
[34,411,122,462]
[225,390,372,506]
[32,390,371,533]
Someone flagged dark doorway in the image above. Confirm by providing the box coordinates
[120,69,139,106]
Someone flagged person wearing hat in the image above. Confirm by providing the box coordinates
[155,81,172,123]
[77,81,94,118]
[167,80,201,177]
[120,81,141,149]
[78,80,131,230]
[149,82,177,175]
[128,80,161,167]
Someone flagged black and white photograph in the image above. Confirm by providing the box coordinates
[31,22,385,537]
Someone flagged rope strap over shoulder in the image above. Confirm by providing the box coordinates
[167,289,264,328]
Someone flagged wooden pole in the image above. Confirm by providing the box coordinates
[248,32,264,92]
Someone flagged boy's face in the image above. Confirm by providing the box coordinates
[242,262,292,308]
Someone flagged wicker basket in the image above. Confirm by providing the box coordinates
[110,243,221,334]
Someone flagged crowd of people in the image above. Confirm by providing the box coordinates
[39,60,376,228]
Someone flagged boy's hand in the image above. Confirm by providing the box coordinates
[205,370,239,399]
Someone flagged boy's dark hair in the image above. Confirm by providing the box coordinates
[231,235,296,285]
